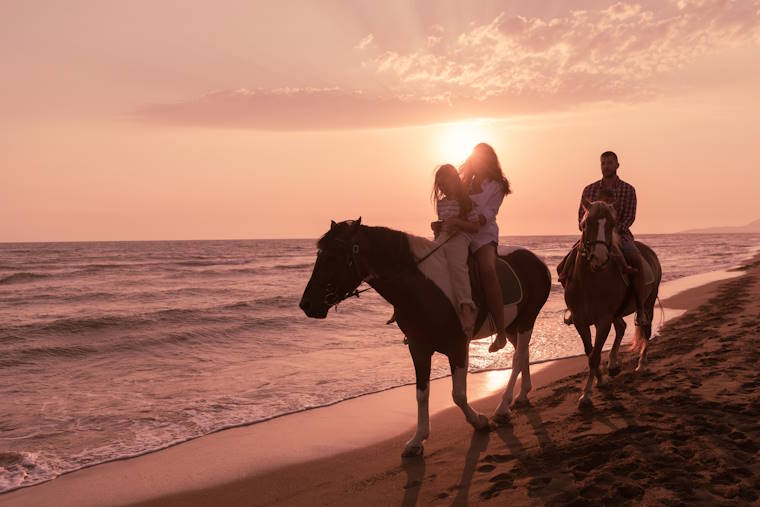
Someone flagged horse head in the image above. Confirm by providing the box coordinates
[300,218,365,318]
[579,197,618,271]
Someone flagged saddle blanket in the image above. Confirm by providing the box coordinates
[406,234,523,321]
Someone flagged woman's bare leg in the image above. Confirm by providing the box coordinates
[475,245,506,352]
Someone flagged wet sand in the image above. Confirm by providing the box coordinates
[2,259,759,506]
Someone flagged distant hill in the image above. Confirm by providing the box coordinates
[679,219,760,234]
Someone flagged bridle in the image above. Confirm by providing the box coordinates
[317,226,455,310]
[579,214,613,269]
[318,236,371,309]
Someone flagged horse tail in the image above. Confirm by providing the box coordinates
[655,296,665,336]
[630,324,648,353]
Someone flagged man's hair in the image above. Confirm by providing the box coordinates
[600,151,618,162]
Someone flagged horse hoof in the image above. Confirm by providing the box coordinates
[578,395,593,410]
[512,396,531,408]
[608,366,621,377]
[401,443,424,458]
[491,411,511,426]
[488,339,507,353]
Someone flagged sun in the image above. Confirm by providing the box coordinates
[436,119,494,166]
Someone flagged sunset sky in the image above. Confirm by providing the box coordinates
[2,0,759,242]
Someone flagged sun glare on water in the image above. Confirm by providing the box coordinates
[436,120,495,166]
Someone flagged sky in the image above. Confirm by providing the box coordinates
[2,0,759,242]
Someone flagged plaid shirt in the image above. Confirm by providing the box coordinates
[578,176,637,241]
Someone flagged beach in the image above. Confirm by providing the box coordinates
[2,254,758,506]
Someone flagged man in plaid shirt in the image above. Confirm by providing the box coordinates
[559,151,649,326]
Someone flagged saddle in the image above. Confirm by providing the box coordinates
[559,242,656,287]
[468,254,523,309]
[404,234,523,337]
[468,252,523,339]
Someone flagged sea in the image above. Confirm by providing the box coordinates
[1,233,759,492]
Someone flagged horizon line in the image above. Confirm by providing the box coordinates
[2,231,758,245]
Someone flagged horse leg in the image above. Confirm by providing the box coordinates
[514,327,534,405]
[579,320,612,408]
[636,287,658,372]
[574,322,593,357]
[402,347,432,457]
[607,318,626,377]
[450,351,489,431]
[493,332,518,422]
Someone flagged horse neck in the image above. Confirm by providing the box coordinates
[359,225,417,305]
[360,225,416,276]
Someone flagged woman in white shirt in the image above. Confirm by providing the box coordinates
[444,143,511,352]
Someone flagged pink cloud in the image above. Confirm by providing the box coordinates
[371,0,760,101]
[136,0,760,130]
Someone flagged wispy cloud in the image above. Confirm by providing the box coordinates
[137,0,760,130]
[136,88,488,130]
[354,33,375,50]
[370,0,760,103]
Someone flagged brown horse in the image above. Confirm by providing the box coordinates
[300,219,551,457]
[564,198,662,408]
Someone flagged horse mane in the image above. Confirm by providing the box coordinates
[315,221,417,273]
[362,225,418,273]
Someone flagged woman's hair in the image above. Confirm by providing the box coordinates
[431,163,473,217]
[460,143,511,195]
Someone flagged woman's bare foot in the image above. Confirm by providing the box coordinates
[488,331,508,353]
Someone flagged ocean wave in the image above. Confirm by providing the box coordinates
[0,272,50,285]
[272,262,313,270]
[10,299,297,339]
[173,259,252,267]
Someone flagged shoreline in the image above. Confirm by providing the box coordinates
[0,266,742,496]
[1,261,754,506]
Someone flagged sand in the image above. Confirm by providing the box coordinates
[2,258,759,506]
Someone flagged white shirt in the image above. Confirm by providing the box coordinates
[468,180,505,250]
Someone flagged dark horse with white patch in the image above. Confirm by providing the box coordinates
[564,198,662,408]
[300,219,551,457]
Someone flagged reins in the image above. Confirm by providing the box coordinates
[414,232,457,264]
[329,230,459,310]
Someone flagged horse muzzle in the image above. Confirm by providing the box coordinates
[299,297,329,319]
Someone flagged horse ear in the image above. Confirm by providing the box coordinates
[356,216,362,225]
[330,220,337,230]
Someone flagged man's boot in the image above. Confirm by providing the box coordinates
[627,252,650,327]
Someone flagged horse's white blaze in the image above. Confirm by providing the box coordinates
[593,217,609,265]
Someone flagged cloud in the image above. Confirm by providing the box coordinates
[370,0,760,102]
[136,0,760,130]
[136,88,461,130]
[354,33,375,50]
